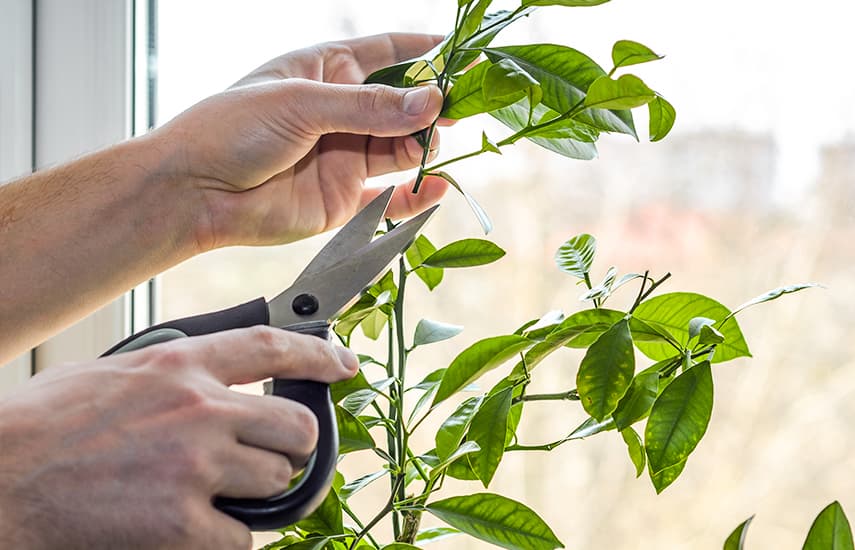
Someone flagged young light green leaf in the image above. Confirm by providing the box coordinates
[555,233,596,279]
[633,292,751,363]
[585,74,656,110]
[427,493,564,550]
[406,235,444,291]
[519,310,565,339]
[567,415,616,439]
[436,396,484,460]
[341,388,380,417]
[726,283,822,321]
[724,515,754,550]
[423,239,505,268]
[688,317,715,340]
[360,308,389,340]
[430,171,494,235]
[414,319,464,347]
[649,95,677,142]
[577,319,636,421]
[621,427,646,477]
[580,266,618,301]
[611,40,664,70]
[434,335,532,405]
[491,100,598,160]
[645,361,713,475]
[295,487,343,535]
[335,406,376,453]
[458,0,492,42]
[803,501,854,550]
[699,324,725,346]
[467,387,513,486]
[416,527,461,545]
[561,308,625,348]
[482,131,502,154]
[339,470,388,500]
[443,61,525,120]
[612,370,659,430]
[651,457,686,494]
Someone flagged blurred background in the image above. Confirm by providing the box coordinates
[156,1,855,548]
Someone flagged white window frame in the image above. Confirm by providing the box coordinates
[0,0,154,382]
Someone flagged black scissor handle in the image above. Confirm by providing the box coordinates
[101,299,338,531]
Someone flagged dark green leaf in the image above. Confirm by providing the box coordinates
[577,319,635,421]
[612,370,659,430]
[330,370,371,403]
[434,335,531,405]
[611,40,664,69]
[633,292,751,363]
[296,487,342,535]
[423,239,505,268]
[446,456,481,480]
[567,415,616,439]
[365,61,418,87]
[427,493,564,550]
[414,319,464,347]
[651,457,686,494]
[416,527,461,545]
[645,361,713,475]
[336,406,375,453]
[728,283,822,320]
[431,441,482,478]
[436,396,484,460]
[724,515,754,550]
[584,74,656,110]
[279,537,330,550]
[648,96,676,142]
[491,100,598,160]
[339,470,388,500]
[803,501,854,550]
[621,427,646,477]
[555,233,596,279]
[431,171,493,235]
[406,235,443,291]
[467,387,513,486]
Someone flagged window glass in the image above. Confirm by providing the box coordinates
[157,2,855,547]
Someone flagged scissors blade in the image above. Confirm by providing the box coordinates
[268,204,438,328]
[297,187,395,278]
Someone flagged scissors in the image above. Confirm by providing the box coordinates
[102,187,437,530]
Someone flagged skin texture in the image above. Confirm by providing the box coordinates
[0,33,447,548]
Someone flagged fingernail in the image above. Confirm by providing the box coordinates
[403,86,433,115]
[335,346,358,374]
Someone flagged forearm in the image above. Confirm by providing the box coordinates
[0,134,201,363]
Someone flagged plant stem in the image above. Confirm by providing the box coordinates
[341,502,380,548]
[349,478,403,550]
[392,257,410,534]
[515,390,579,404]
[423,148,487,172]
[506,437,573,452]
[629,271,671,314]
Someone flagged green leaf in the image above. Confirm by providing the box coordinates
[688,317,715,340]
[483,44,636,137]
[491,100,598,160]
[458,0,492,42]
[621,427,646,477]
[335,406,375,453]
[803,501,854,550]
[416,527,461,545]
[431,441,482,478]
[482,131,502,154]
[577,318,635,421]
[648,96,676,142]
[279,537,330,550]
[382,545,422,550]
[483,58,542,119]
[724,515,754,550]
[523,0,609,5]
[555,233,596,279]
[295,487,342,535]
[443,61,525,119]
[467,387,513,486]
[567,415,616,439]
[423,239,505,268]
[365,61,419,87]
[434,335,532,405]
[427,493,564,550]
[445,9,535,75]
[446,456,481,480]
[561,308,625,348]
[612,370,659,430]
[728,283,822,320]
[430,171,493,235]
[611,40,664,69]
[699,324,725,346]
[360,308,389,340]
[580,266,618,302]
[633,292,751,363]
[414,319,464,347]
[330,370,371,403]
[340,388,380,417]
[436,396,484,460]
[584,74,656,110]
[406,235,444,291]
[651,457,686,494]
[645,361,713,475]
[339,470,388,500]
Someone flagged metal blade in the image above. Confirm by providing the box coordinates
[268,204,438,328]
[297,187,394,278]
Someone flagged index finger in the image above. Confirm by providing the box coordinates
[340,33,445,77]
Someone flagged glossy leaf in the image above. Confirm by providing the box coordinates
[436,396,484,460]
[577,319,635,420]
[431,441,482,478]
[803,501,854,550]
[491,100,598,160]
[484,58,542,118]
[443,61,525,119]
[330,370,371,403]
[279,537,330,550]
[555,233,596,279]
[580,266,618,302]
[445,9,535,74]
[340,388,380,417]
[416,527,461,545]
[567,415,616,439]
[699,324,725,346]
[724,515,754,550]
[633,292,751,363]
[360,308,389,340]
[339,470,388,500]
[335,406,375,453]
[621,427,646,477]
[651,457,686,494]
[645,361,713,475]
[365,60,418,87]
[431,171,493,234]
[727,283,822,320]
[414,319,464,347]
[427,493,564,550]
[467,387,513,486]
[434,335,532,405]
[688,317,715,340]
[406,235,443,291]
[585,74,656,110]
[561,308,624,349]
[611,40,664,69]
[612,370,659,430]
[295,487,342,535]
[648,96,677,142]
[458,0,492,43]
[523,0,609,5]
[483,44,636,137]
[423,239,505,268]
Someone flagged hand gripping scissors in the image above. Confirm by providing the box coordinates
[101,187,437,530]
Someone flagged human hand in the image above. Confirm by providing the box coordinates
[0,327,357,550]
[154,33,449,252]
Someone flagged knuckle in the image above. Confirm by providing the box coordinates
[357,84,393,114]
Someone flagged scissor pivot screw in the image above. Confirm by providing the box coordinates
[292,294,320,316]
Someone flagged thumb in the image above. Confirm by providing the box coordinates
[288,80,443,137]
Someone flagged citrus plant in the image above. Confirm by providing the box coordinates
[264,1,818,548]
[724,502,854,550]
